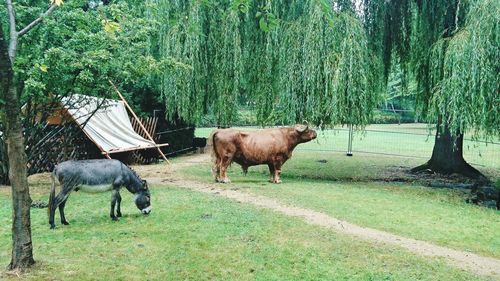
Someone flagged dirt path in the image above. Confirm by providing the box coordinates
[136,154,500,280]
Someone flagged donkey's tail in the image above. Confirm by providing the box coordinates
[47,169,56,219]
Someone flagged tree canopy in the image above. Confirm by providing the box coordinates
[148,0,380,127]
[1,0,186,118]
[364,0,499,140]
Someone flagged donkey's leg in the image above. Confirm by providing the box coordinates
[49,189,71,229]
[59,197,70,225]
[49,198,59,229]
[110,189,120,221]
[115,191,122,217]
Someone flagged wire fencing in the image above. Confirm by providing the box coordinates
[298,124,500,170]
[196,123,500,170]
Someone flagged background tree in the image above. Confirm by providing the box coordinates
[17,0,185,120]
[363,0,499,179]
[1,0,60,270]
[1,0,183,269]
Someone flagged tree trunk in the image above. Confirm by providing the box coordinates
[1,22,36,270]
[412,120,487,182]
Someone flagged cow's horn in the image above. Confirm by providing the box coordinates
[296,124,306,133]
[302,120,310,131]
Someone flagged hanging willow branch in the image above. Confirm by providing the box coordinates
[363,0,498,140]
[147,0,380,127]
[430,0,499,139]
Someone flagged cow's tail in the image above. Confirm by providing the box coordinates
[208,129,219,177]
[47,169,57,218]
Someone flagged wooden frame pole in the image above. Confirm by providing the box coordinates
[109,80,170,164]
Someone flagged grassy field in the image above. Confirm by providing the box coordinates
[0,123,498,280]
[187,124,500,259]
[180,151,500,259]
[0,182,489,280]
[196,124,500,170]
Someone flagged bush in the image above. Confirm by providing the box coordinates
[371,110,417,124]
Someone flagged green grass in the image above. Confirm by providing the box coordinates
[0,184,488,280]
[180,150,500,259]
[0,123,497,279]
[196,124,500,170]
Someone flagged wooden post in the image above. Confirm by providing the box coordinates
[108,80,170,164]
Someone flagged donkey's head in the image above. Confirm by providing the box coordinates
[134,180,151,215]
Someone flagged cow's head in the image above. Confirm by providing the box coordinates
[294,124,317,143]
[134,180,151,215]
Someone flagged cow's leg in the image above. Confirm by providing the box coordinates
[268,164,275,183]
[59,197,70,225]
[272,163,283,184]
[116,191,122,217]
[219,155,232,183]
[110,189,120,221]
[213,157,222,182]
[49,188,71,229]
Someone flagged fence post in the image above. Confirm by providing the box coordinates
[347,124,353,156]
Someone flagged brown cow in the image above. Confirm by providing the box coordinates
[209,125,317,183]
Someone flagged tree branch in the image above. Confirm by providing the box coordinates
[5,0,17,62]
[454,0,461,33]
[18,4,58,38]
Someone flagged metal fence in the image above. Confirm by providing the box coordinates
[295,124,500,170]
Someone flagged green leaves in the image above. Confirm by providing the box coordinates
[428,0,500,139]
[231,0,251,13]
[102,20,121,33]
[151,0,378,127]
[256,5,278,32]
[35,63,48,72]
[50,0,63,6]
[14,1,175,113]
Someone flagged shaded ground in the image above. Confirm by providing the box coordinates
[378,165,498,208]
[304,156,499,208]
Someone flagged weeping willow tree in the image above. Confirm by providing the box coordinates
[146,0,380,127]
[364,0,499,179]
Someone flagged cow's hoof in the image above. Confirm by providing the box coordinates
[61,221,70,225]
[220,179,231,184]
[111,217,119,221]
[50,225,56,230]
[274,180,282,184]
[117,212,122,217]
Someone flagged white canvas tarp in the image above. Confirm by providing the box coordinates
[62,95,156,153]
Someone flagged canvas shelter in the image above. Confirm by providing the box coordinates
[55,94,168,160]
